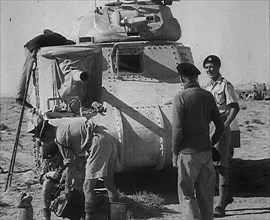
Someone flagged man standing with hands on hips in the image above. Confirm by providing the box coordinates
[203,55,240,217]
[172,63,224,220]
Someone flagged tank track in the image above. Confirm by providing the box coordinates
[32,138,43,173]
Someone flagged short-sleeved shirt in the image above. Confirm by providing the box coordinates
[55,119,120,181]
[205,75,238,116]
[55,119,94,165]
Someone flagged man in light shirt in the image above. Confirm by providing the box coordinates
[204,55,240,217]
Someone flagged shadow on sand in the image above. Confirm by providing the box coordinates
[226,207,270,217]
[115,166,179,205]
[230,158,270,197]
[114,158,270,203]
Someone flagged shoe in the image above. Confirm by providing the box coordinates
[214,206,225,218]
[224,196,234,208]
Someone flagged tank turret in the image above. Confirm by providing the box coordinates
[72,0,181,43]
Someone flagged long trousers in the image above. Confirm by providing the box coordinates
[177,151,215,220]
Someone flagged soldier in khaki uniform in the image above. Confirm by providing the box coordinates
[33,119,120,220]
[204,55,240,217]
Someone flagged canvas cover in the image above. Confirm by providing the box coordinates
[33,45,102,112]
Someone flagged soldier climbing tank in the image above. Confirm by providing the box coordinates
[26,0,240,172]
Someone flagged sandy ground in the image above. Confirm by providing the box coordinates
[0,97,269,220]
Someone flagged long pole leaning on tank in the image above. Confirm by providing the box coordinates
[5,59,36,192]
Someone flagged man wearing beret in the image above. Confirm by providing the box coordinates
[172,63,224,220]
[203,55,240,217]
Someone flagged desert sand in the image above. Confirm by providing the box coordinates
[0,96,269,220]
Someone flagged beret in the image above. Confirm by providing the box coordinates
[176,63,201,77]
[203,55,221,68]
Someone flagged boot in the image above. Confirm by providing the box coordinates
[224,193,234,208]
[84,202,96,220]
[214,184,228,217]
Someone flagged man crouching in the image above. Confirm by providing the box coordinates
[39,142,65,220]
[33,119,120,220]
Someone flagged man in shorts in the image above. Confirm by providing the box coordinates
[203,55,240,217]
[33,119,120,220]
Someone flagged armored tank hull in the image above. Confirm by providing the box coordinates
[30,40,192,172]
[27,0,240,172]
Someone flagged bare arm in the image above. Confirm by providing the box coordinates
[212,101,225,145]
[224,103,239,129]
[55,139,77,194]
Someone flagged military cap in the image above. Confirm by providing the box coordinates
[177,63,201,77]
[203,55,221,68]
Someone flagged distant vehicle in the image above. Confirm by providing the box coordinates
[27,0,240,172]
[239,83,270,101]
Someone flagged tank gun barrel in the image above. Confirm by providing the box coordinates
[73,71,89,82]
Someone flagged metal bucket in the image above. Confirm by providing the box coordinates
[109,202,126,220]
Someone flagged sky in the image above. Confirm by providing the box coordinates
[1,0,269,96]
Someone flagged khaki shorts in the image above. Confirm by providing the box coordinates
[85,131,120,180]
[213,126,231,168]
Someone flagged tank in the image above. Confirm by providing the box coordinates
[27,0,240,172]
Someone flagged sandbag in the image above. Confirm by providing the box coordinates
[16,192,33,220]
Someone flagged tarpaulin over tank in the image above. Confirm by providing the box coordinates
[37,45,102,108]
